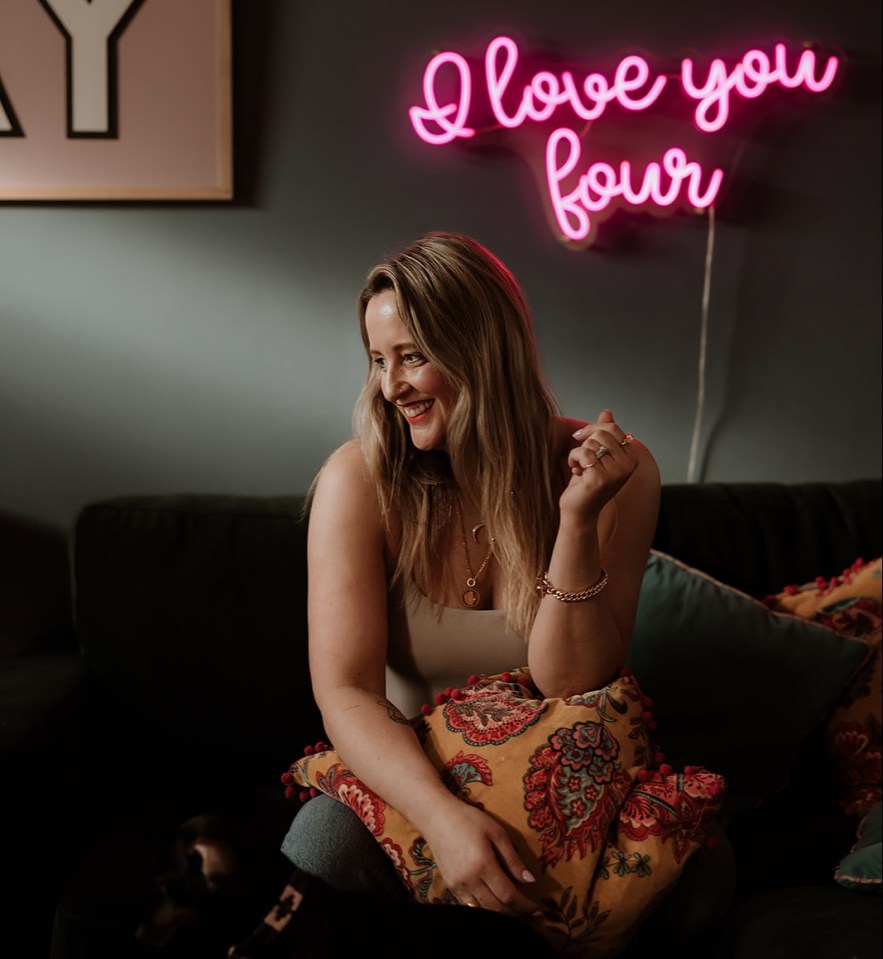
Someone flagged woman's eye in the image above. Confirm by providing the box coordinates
[372,357,387,369]
[403,353,424,364]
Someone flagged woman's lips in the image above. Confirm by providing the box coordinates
[400,399,434,422]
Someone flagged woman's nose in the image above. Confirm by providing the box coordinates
[381,370,407,402]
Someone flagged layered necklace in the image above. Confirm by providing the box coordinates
[455,501,495,608]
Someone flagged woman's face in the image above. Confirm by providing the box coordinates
[365,289,457,451]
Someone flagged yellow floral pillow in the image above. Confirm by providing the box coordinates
[765,557,882,818]
[283,668,726,958]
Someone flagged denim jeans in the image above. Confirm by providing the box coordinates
[280,794,409,901]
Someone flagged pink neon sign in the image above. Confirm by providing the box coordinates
[409,36,840,245]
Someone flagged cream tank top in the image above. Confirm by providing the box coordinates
[385,581,527,719]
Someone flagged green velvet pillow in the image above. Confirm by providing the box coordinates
[836,801,882,893]
[628,551,870,816]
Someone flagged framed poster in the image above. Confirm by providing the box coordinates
[0,0,232,200]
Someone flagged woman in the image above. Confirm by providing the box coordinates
[281,231,661,920]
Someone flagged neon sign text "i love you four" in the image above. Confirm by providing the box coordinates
[408,36,840,246]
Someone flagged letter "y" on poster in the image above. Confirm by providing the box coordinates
[38,0,144,137]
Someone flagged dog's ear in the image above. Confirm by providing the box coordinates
[190,839,240,893]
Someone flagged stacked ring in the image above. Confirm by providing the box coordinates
[594,445,611,461]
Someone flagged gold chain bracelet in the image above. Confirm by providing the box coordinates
[535,568,608,603]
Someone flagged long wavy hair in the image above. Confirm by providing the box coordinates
[352,232,561,638]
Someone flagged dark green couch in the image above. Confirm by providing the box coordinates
[2,480,880,958]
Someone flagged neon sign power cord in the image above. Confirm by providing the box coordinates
[686,204,715,484]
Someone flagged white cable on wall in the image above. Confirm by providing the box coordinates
[686,205,716,484]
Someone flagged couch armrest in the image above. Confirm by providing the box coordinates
[0,642,84,759]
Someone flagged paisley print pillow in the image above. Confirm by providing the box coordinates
[283,667,726,958]
[765,557,882,818]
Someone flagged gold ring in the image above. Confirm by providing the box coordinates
[463,899,479,908]
[619,433,634,446]
[594,445,610,460]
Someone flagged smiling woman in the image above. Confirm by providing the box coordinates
[271,230,664,948]
[365,289,458,452]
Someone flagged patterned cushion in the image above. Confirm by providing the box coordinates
[765,558,882,817]
[835,800,882,893]
[629,551,870,818]
[283,668,726,958]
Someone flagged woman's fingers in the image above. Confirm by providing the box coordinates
[455,850,541,916]
[478,839,543,916]
[485,879,543,917]
[569,429,636,475]
[457,883,537,916]
[463,878,541,917]
[435,807,542,918]
[570,410,633,472]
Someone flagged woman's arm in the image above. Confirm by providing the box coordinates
[526,410,661,698]
[307,440,541,917]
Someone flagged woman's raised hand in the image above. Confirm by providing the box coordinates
[561,409,638,520]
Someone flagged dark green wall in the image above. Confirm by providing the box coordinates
[1,0,880,527]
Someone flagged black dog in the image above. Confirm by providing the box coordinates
[136,806,558,959]
[135,806,294,957]
[226,870,560,959]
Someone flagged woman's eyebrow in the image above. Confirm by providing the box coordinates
[369,341,419,355]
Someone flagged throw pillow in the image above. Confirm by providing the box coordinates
[835,800,882,893]
[283,667,726,959]
[628,551,871,817]
[765,557,882,818]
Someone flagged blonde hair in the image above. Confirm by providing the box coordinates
[352,232,561,639]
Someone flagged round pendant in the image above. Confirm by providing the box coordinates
[463,588,480,608]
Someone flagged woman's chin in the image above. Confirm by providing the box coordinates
[408,427,445,452]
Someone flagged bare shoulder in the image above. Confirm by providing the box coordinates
[554,415,585,449]
[310,439,385,536]
[313,439,374,494]
[609,438,661,561]
[320,437,368,473]
[626,433,659,476]
[610,436,660,541]
[622,437,660,499]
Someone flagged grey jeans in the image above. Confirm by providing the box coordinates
[281,794,409,901]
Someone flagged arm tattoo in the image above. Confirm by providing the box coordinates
[378,697,409,726]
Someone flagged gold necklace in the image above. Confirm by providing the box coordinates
[455,502,495,608]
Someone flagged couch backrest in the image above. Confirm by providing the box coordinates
[72,494,324,782]
[70,480,881,785]
[653,480,882,598]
